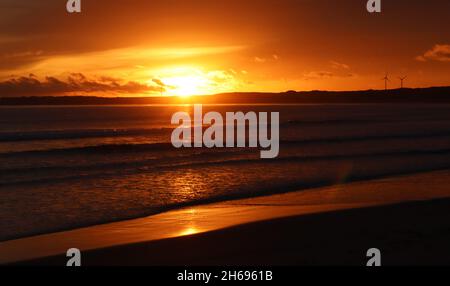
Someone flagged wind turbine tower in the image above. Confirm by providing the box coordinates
[382,73,390,91]
[399,76,407,89]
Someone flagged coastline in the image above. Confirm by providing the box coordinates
[2,169,450,265]
[43,198,450,266]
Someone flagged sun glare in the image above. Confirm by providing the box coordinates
[164,75,207,97]
[147,66,238,97]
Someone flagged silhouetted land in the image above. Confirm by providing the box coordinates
[1,87,450,105]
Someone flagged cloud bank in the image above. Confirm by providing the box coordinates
[0,73,164,97]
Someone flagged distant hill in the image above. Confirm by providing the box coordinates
[1,86,450,105]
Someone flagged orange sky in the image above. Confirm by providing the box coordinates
[0,0,450,97]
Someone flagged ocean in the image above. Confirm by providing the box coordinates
[1,103,450,241]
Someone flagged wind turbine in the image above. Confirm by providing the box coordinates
[382,73,390,91]
[399,76,407,89]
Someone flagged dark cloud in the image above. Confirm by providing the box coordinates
[0,73,164,97]
[152,78,173,89]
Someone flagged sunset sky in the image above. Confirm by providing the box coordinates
[1,0,450,97]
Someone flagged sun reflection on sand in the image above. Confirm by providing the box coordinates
[179,227,201,236]
[179,208,202,236]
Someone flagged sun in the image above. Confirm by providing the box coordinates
[147,66,238,97]
[163,75,207,97]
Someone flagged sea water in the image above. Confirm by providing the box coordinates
[1,103,450,241]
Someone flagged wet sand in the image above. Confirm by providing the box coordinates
[3,169,450,266]
[51,198,450,266]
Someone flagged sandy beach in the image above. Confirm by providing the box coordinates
[3,169,450,266]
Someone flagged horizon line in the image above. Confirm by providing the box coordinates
[1,85,450,99]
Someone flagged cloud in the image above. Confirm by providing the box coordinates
[0,50,48,72]
[302,71,355,80]
[205,70,236,86]
[254,57,267,63]
[1,50,44,59]
[0,73,164,97]
[254,54,280,63]
[303,61,355,80]
[0,45,249,81]
[152,78,176,90]
[416,44,450,62]
[303,71,334,79]
[330,60,350,70]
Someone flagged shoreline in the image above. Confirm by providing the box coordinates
[2,169,450,265]
[34,198,450,266]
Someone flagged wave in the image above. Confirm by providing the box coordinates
[0,127,172,142]
[2,117,449,142]
[2,147,450,188]
[3,159,450,242]
[282,117,450,126]
[2,130,450,156]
